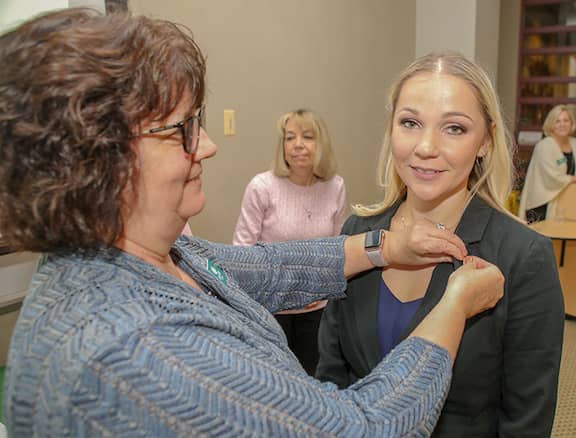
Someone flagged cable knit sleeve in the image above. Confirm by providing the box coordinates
[232,174,268,246]
[68,331,452,437]
[193,236,348,312]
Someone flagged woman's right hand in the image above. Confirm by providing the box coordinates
[383,219,468,266]
[443,256,504,319]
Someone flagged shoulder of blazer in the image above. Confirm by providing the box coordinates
[454,196,494,244]
[453,197,548,272]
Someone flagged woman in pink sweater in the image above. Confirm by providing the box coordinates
[233,109,346,375]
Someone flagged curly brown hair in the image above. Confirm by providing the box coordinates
[0,8,206,252]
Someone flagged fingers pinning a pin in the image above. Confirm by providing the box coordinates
[436,223,446,231]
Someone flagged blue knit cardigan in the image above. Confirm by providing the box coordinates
[4,236,451,437]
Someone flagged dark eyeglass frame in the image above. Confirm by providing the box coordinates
[137,105,205,154]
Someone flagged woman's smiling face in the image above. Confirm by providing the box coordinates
[552,110,573,139]
[391,72,489,206]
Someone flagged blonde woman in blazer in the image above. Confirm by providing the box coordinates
[317,52,564,438]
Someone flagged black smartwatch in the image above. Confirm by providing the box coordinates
[364,229,388,267]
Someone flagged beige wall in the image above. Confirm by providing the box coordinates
[475,0,501,85]
[415,0,501,83]
[130,0,416,243]
[497,0,521,135]
[415,0,477,58]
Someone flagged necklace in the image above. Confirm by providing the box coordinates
[303,185,315,219]
[399,215,451,232]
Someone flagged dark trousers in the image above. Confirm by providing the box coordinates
[275,308,323,376]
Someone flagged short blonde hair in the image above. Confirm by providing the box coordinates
[354,52,515,217]
[272,109,337,180]
[542,104,575,137]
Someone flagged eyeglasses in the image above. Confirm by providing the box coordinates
[137,105,206,154]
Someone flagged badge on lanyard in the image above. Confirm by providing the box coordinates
[557,156,567,166]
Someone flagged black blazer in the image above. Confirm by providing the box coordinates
[317,197,564,437]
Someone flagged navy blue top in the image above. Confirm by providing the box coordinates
[378,277,423,358]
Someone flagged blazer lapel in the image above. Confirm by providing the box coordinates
[354,203,400,368]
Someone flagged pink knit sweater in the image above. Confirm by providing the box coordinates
[233,171,347,313]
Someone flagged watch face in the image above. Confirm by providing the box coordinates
[365,230,382,249]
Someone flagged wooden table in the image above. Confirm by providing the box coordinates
[530,220,576,317]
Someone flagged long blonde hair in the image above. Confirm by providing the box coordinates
[353,52,515,216]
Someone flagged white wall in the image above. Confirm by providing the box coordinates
[415,0,477,59]
[0,0,105,33]
[415,0,500,82]
[0,0,68,33]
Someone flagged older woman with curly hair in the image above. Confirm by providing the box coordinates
[0,9,503,437]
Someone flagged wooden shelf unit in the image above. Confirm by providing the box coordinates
[515,0,576,174]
